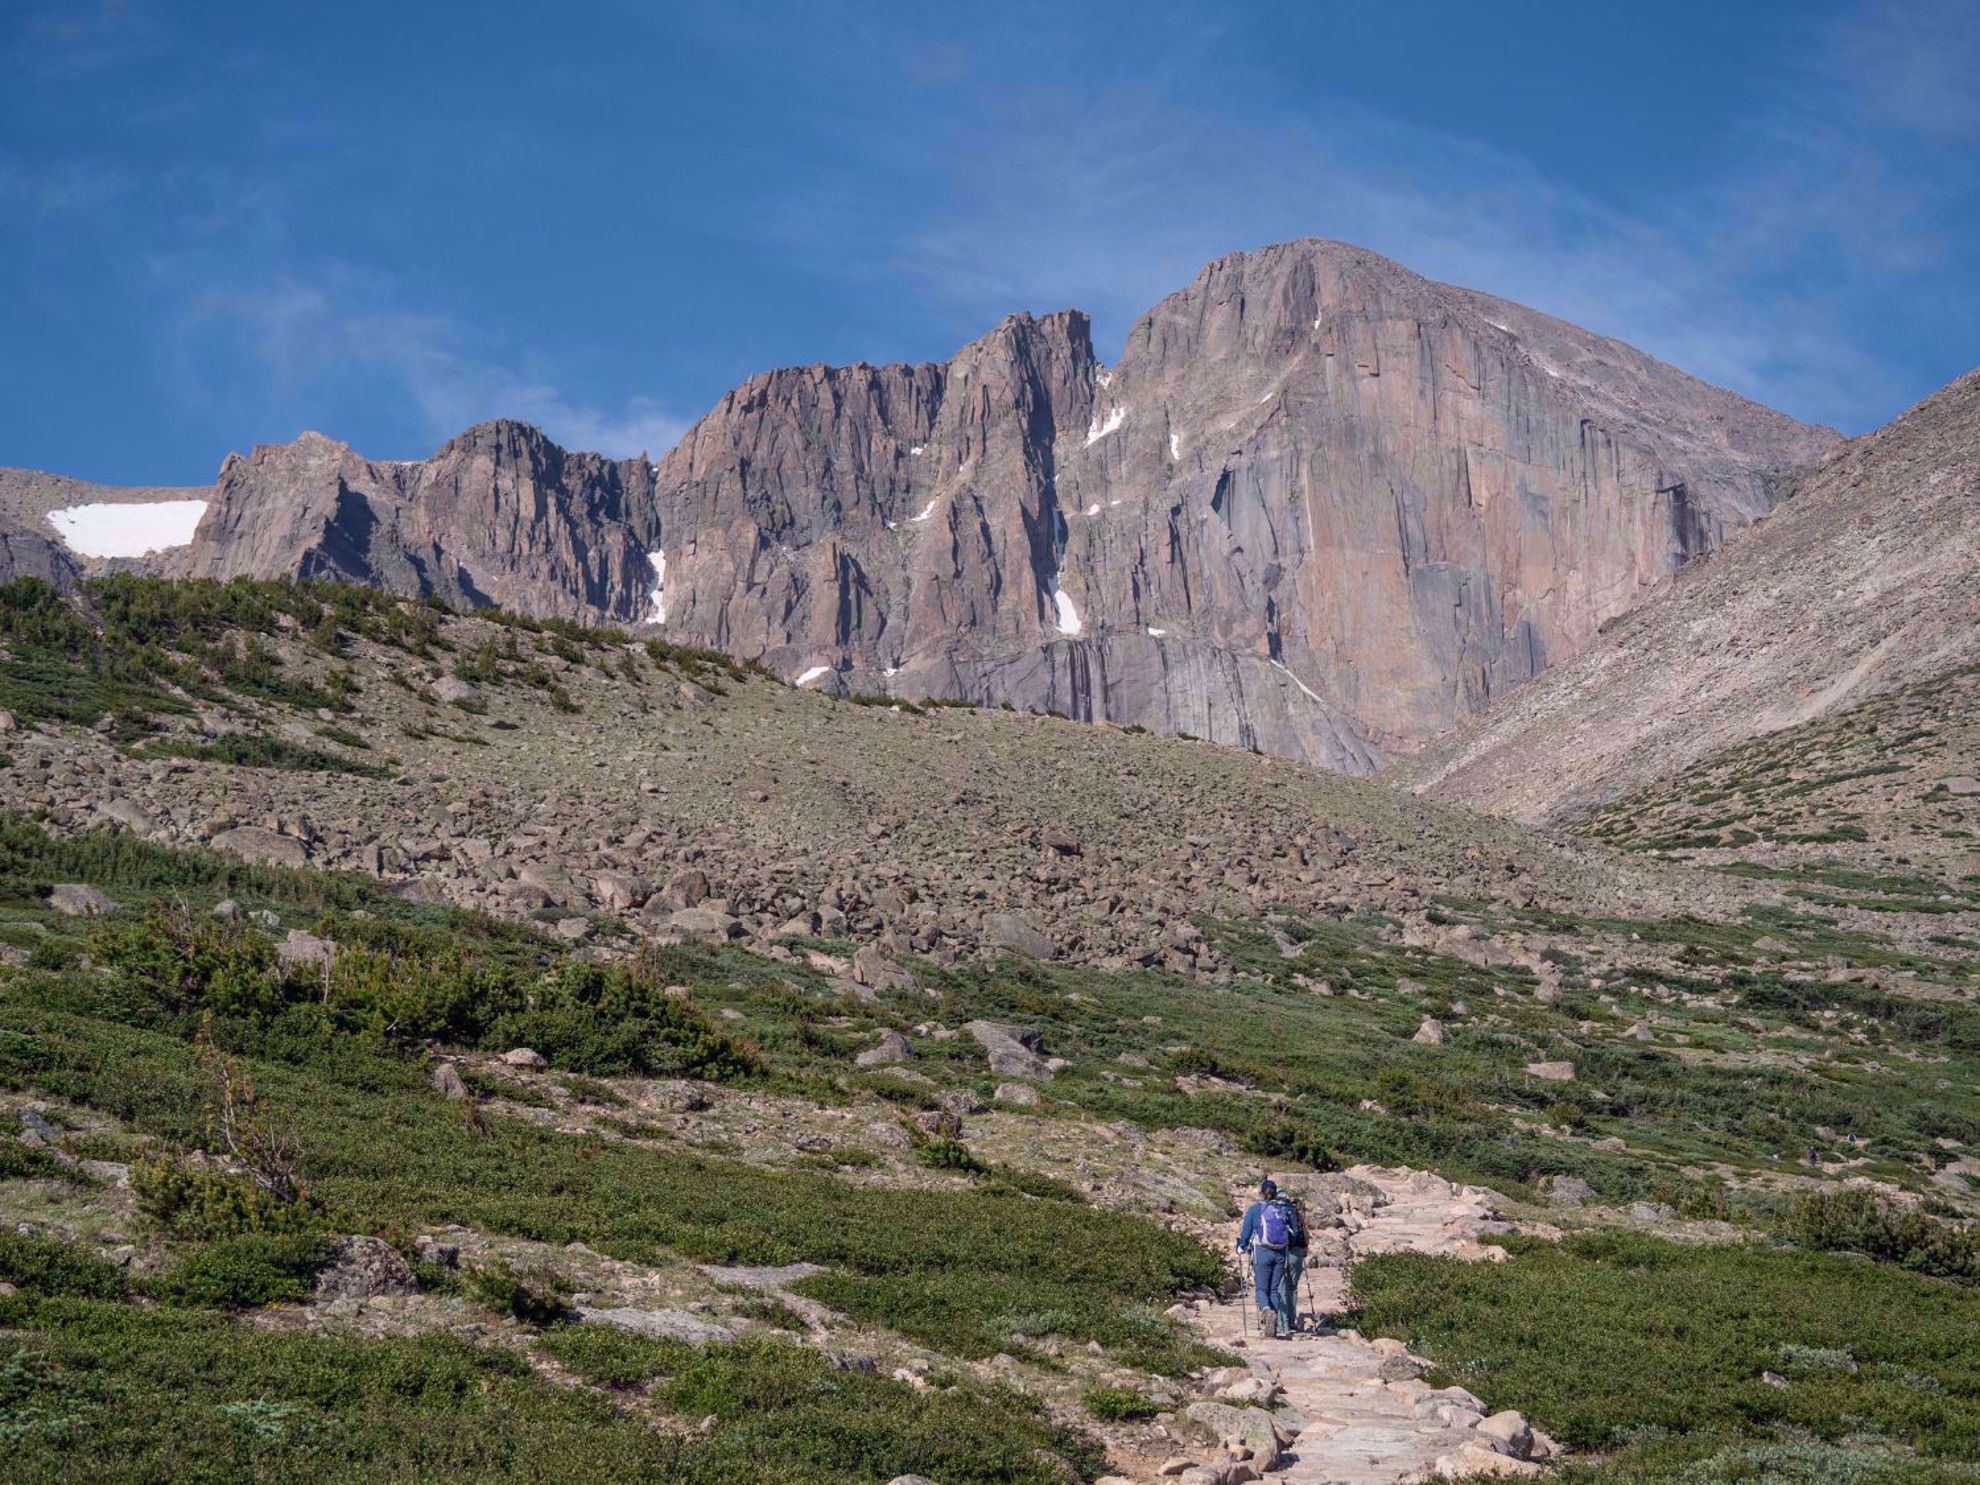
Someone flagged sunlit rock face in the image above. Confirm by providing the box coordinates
[114,239,1837,772]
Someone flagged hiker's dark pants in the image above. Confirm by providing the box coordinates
[1252,1247,1294,1334]
[1276,1247,1306,1327]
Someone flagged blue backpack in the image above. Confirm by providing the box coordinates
[1259,1198,1303,1250]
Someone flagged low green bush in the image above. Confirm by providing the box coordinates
[153,1234,331,1309]
[467,1260,572,1325]
[1348,1231,1980,1465]
[1783,1188,1979,1282]
[1083,1384,1163,1421]
[0,1231,125,1299]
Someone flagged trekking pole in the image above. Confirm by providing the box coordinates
[1236,1253,1251,1343]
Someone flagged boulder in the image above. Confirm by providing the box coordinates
[516,863,578,906]
[993,1081,1040,1106]
[1541,1174,1595,1206]
[965,1020,1053,1080]
[591,871,652,910]
[656,868,711,912]
[851,945,916,992]
[1524,1060,1577,1082]
[314,1236,418,1300]
[431,675,479,705]
[277,929,336,970]
[984,911,1057,960]
[99,799,157,837]
[430,1062,469,1100]
[669,906,744,941]
[1183,1400,1282,1472]
[48,883,113,918]
[855,1030,914,1067]
[1433,1444,1545,1479]
[501,1047,549,1069]
[1412,1016,1447,1045]
[210,825,309,869]
[1476,1409,1535,1459]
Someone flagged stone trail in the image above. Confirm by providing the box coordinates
[1166,1167,1554,1485]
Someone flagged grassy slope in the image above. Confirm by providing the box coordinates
[1,576,1977,1482]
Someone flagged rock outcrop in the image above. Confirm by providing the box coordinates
[177,423,657,624]
[1405,366,1980,822]
[12,239,1837,771]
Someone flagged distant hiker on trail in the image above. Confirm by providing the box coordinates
[1276,1189,1310,1330]
[1236,1177,1305,1339]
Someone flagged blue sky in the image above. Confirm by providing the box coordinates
[2,0,1976,485]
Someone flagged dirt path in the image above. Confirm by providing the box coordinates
[1166,1167,1555,1484]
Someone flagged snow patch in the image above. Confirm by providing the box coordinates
[645,550,668,624]
[1168,430,1181,461]
[47,499,208,558]
[1083,405,1125,446]
[883,666,900,677]
[1051,586,1082,636]
[908,497,939,523]
[1085,502,1101,516]
[909,445,925,456]
[1095,369,1113,389]
[794,665,831,687]
[1146,626,1167,637]
[1486,319,1512,333]
[1269,658,1327,706]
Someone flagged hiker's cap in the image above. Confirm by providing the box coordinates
[1259,1178,1278,1196]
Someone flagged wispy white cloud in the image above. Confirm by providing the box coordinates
[872,2,1974,432]
[162,264,689,460]
[1833,0,1980,141]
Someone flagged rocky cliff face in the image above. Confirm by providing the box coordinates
[178,423,656,623]
[1402,367,1980,823]
[17,239,1838,771]
[644,239,1834,769]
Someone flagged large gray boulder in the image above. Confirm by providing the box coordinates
[984,912,1057,960]
[210,825,309,869]
[855,1030,914,1067]
[965,1020,1054,1080]
[48,883,113,918]
[668,906,744,941]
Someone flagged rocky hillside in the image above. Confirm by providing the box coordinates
[1405,367,1980,825]
[1,574,1976,1484]
[5,239,1835,772]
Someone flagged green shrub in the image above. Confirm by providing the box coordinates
[132,1151,327,1240]
[538,1322,671,1386]
[1347,1231,1980,1460]
[153,1233,331,1309]
[1083,1384,1162,1421]
[468,1260,571,1325]
[916,1138,985,1174]
[0,1231,125,1299]
[140,734,386,777]
[1784,1188,1980,1282]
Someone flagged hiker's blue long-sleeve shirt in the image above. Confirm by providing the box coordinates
[1237,1199,1306,1253]
[1236,1200,1266,1251]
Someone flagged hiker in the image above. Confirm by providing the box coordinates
[1275,1190,1310,1330]
[1236,1177,1303,1339]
